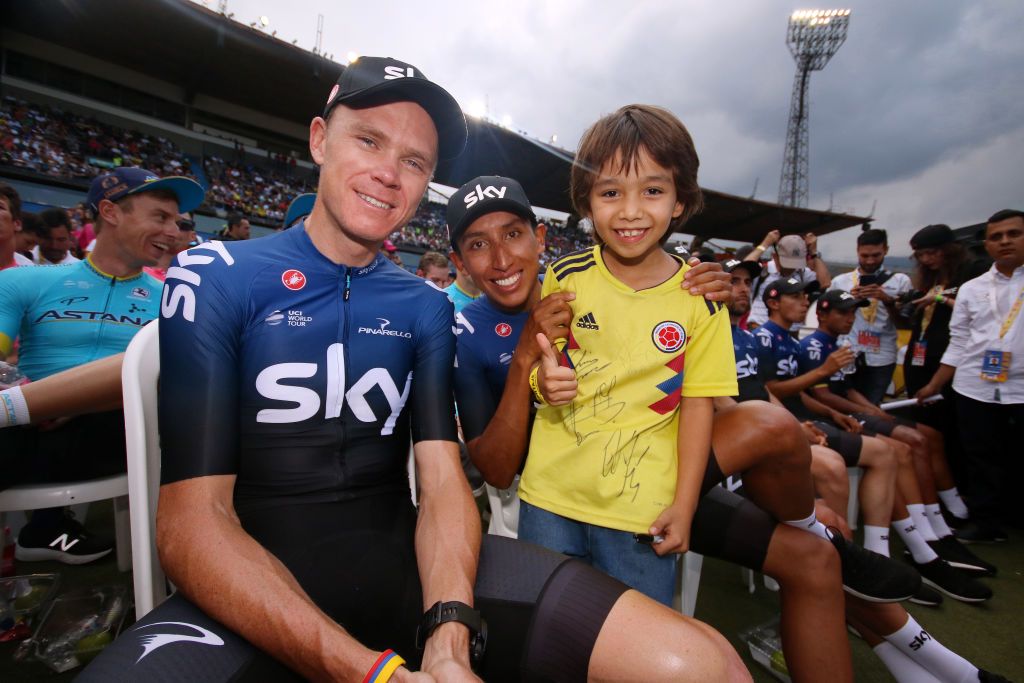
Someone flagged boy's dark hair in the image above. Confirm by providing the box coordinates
[987,209,1024,224]
[0,183,22,221]
[857,228,888,247]
[571,104,704,241]
[38,207,72,237]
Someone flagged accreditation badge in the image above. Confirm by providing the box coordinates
[910,341,927,367]
[858,331,882,353]
[980,349,1011,383]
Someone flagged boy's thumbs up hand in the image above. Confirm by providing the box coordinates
[536,333,577,406]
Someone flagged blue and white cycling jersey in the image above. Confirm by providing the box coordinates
[753,320,812,419]
[158,225,457,515]
[0,257,160,380]
[732,324,770,403]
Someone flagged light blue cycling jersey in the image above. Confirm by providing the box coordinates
[0,258,161,380]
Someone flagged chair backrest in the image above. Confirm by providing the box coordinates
[121,320,166,619]
[485,478,520,538]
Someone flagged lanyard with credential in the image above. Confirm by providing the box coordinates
[918,284,945,337]
[990,274,1024,342]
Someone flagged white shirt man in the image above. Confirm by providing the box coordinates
[746,231,829,328]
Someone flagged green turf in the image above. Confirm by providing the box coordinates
[2,502,1021,681]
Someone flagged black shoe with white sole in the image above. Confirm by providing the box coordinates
[907,583,944,607]
[15,513,113,565]
[930,536,997,576]
[828,528,921,602]
[953,521,1008,545]
[912,557,992,603]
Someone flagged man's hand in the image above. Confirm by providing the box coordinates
[851,284,890,302]
[804,232,818,253]
[801,421,827,446]
[761,229,781,248]
[913,383,943,404]
[536,333,577,405]
[831,411,862,433]
[680,257,732,304]
[822,347,855,375]
[394,667,437,682]
[419,659,481,682]
[648,503,693,556]
[516,292,575,366]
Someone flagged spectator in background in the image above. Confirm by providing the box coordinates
[218,212,250,241]
[444,259,480,314]
[915,210,1024,542]
[745,229,831,329]
[74,203,96,254]
[33,207,79,264]
[16,211,40,262]
[829,229,912,405]
[0,182,33,269]
[416,250,451,288]
[381,239,403,267]
[901,224,990,500]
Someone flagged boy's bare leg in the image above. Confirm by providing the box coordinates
[589,591,752,682]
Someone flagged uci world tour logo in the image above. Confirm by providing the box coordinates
[652,321,686,353]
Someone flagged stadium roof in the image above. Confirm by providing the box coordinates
[6,0,871,243]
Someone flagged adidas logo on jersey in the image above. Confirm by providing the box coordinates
[576,312,600,330]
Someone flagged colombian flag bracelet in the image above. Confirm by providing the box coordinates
[362,649,405,683]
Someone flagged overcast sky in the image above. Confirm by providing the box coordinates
[196,0,1023,257]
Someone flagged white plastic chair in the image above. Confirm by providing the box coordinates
[121,320,166,619]
[0,475,131,572]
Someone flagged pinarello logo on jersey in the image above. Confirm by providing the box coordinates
[281,269,306,290]
[652,321,686,353]
[495,323,512,337]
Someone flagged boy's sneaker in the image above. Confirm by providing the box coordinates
[828,528,920,602]
[978,670,1014,683]
[907,584,943,607]
[15,513,113,565]
[929,536,997,576]
[953,521,1008,545]
[912,557,992,603]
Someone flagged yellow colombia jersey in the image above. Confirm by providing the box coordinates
[520,246,738,533]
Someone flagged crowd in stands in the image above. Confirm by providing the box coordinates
[203,155,316,225]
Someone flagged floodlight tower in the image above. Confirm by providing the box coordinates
[778,9,850,207]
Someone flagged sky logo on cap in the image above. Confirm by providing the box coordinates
[463,184,507,209]
[384,65,416,80]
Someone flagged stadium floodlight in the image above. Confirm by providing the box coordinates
[346,51,359,64]
[465,100,487,119]
[259,15,269,27]
[777,8,850,207]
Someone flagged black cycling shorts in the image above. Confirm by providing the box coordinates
[813,421,863,466]
[853,413,917,438]
[80,493,629,683]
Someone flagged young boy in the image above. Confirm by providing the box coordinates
[522,105,758,602]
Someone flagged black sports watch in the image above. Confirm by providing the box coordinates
[416,601,487,665]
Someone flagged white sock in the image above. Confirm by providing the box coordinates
[892,517,939,564]
[938,488,970,520]
[907,503,938,541]
[885,615,979,683]
[0,386,31,428]
[872,641,943,683]
[926,503,954,539]
[783,510,831,541]
[862,524,890,557]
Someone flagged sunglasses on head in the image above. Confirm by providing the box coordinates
[177,218,196,231]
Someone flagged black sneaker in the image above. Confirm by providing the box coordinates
[828,528,920,602]
[908,583,943,607]
[978,670,1015,683]
[941,507,968,531]
[954,521,1008,545]
[930,536,997,576]
[15,512,113,565]
[912,557,992,603]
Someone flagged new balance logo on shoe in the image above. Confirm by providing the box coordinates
[49,533,80,552]
[576,312,600,330]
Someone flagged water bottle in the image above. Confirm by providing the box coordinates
[839,340,857,376]
[0,361,29,390]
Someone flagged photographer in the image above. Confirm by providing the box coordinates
[830,229,911,405]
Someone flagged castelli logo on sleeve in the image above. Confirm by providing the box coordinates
[495,323,512,337]
[282,270,306,290]
[652,321,686,353]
